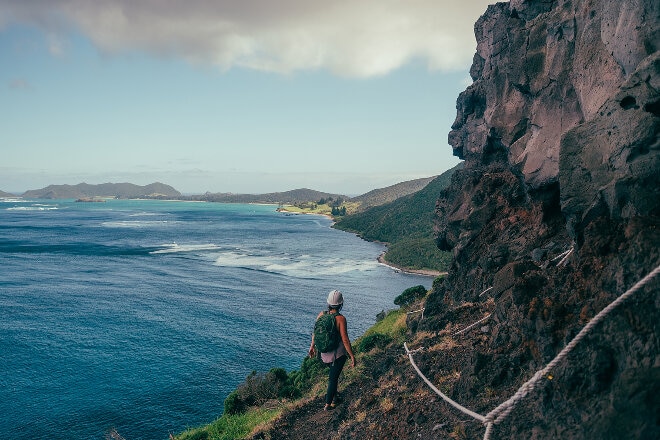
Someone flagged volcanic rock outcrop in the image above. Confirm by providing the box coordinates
[431,0,659,438]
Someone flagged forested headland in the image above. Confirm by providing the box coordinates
[333,163,462,273]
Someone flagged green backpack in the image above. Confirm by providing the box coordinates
[314,312,341,353]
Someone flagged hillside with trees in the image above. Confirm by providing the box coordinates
[333,163,462,272]
[350,175,438,210]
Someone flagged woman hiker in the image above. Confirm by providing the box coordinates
[308,289,357,411]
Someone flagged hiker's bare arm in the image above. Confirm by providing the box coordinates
[336,315,356,367]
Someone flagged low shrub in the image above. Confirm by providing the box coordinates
[223,367,292,415]
[286,355,326,398]
[394,285,428,307]
[223,390,246,416]
[224,357,328,416]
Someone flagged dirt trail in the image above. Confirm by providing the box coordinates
[258,394,352,440]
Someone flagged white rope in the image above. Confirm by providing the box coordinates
[482,263,660,438]
[404,342,486,422]
[404,264,658,440]
[557,247,574,267]
[551,247,573,263]
[407,307,425,320]
[406,346,425,355]
[484,421,494,440]
[453,314,492,336]
[479,287,493,297]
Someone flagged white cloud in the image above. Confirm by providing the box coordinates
[0,0,494,77]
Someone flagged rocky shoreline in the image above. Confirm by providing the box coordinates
[376,252,443,277]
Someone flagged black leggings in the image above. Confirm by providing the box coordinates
[325,354,347,405]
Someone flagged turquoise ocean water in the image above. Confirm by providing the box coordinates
[0,198,431,439]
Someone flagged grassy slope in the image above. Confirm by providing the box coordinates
[175,408,282,440]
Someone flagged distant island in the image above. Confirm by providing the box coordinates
[19,182,181,200]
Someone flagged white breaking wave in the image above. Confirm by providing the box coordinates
[150,243,221,254]
[6,205,59,211]
[101,220,179,228]
[213,251,379,278]
[128,212,163,217]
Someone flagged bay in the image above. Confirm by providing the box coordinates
[0,198,431,440]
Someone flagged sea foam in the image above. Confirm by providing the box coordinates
[150,243,221,254]
[212,250,379,278]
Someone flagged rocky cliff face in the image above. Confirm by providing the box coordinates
[431,0,659,438]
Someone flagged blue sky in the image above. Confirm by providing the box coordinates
[1,1,494,195]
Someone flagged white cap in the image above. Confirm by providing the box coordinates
[327,289,344,306]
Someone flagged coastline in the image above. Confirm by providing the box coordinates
[275,206,335,221]
[377,252,445,277]
[276,205,442,277]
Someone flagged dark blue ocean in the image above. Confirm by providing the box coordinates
[0,198,431,440]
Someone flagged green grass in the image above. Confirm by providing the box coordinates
[384,237,452,272]
[174,408,282,440]
[360,309,407,343]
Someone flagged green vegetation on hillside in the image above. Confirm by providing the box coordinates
[333,163,462,272]
[385,237,452,272]
[176,408,281,440]
[350,176,437,209]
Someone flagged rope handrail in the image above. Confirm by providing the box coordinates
[403,263,659,440]
[548,245,574,267]
[482,263,660,439]
[406,346,425,355]
[550,247,573,263]
[556,247,574,266]
[453,313,492,336]
[479,287,493,297]
[404,342,486,422]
